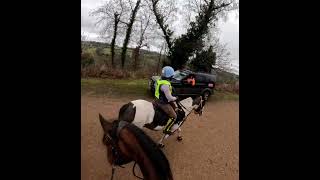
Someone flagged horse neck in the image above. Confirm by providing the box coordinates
[118,128,171,180]
[136,157,173,180]
[180,98,195,115]
[135,154,163,180]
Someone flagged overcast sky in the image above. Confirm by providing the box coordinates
[81,0,239,72]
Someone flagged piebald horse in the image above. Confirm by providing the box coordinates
[118,96,205,147]
[99,114,174,180]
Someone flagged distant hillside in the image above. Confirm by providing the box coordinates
[82,41,111,48]
[81,41,160,56]
[81,40,166,75]
[81,40,239,82]
[212,68,239,83]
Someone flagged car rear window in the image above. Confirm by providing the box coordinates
[173,72,188,80]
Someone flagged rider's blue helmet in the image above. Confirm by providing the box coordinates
[162,66,175,78]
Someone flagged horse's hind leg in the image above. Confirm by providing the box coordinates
[158,123,182,147]
[169,124,182,141]
[158,134,170,148]
[177,128,183,141]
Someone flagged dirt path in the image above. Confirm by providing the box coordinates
[81,96,239,180]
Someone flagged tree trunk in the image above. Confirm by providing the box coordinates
[157,45,164,74]
[121,0,141,69]
[133,46,140,70]
[151,0,173,55]
[111,13,120,68]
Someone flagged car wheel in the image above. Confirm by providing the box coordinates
[202,90,211,101]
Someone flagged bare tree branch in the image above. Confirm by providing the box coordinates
[203,0,209,6]
[119,20,130,25]
[149,0,175,53]
[128,0,134,11]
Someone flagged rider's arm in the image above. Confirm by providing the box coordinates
[161,85,177,102]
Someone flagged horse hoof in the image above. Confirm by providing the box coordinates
[177,136,183,141]
[158,143,165,148]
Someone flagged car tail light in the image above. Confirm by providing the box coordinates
[208,83,214,87]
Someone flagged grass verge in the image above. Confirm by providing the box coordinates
[81,78,151,98]
[81,78,239,101]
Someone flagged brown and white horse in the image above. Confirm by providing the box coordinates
[118,96,205,147]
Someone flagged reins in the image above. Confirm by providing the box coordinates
[176,101,190,114]
[110,165,115,180]
[173,98,203,133]
[110,162,143,180]
[107,121,144,180]
[132,162,144,179]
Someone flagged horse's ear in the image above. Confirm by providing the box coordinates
[99,113,112,133]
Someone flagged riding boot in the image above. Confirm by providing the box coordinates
[163,117,175,135]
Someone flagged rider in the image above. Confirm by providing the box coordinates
[155,66,179,135]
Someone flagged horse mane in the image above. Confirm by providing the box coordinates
[124,123,173,180]
[180,97,194,111]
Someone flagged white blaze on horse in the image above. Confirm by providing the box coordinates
[118,96,205,147]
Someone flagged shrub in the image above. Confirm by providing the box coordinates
[81,52,94,67]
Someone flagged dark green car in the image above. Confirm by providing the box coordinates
[149,70,216,100]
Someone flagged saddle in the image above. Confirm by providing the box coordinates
[151,101,185,127]
[151,101,169,127]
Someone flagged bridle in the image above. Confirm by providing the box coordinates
[171,98,204,132]
[176,100,187,112]
[177,98,204,116]
[103,133,123,180]
[103,121,144,180]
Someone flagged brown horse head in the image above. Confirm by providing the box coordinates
[99,113,174,180]
[98,114,131,165]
